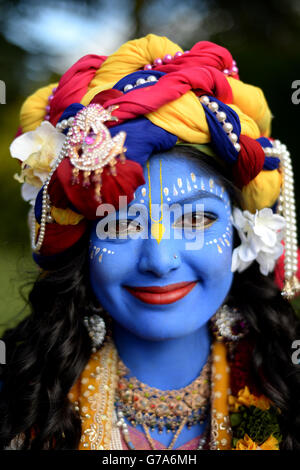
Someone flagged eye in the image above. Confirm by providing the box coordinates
[172,211,217,230]
[105,219,144,237]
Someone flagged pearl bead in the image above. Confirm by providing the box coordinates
[264,147,272,156]
[144,64,152,70]
[229,133,238,143]
[154,58,163,66]
[232,66,239,74]
[174,51,183,58]
[45,114,50,120]
[147,75,157,82]
[136,78,146,86]
[223,69,229,75]
[61,119,68,128]
[184,50,190,54]
[216,111,227,122]
[234,143,241,152]
[163,54,173,63]
[124,84,133,92]
[52,87,57,93]
[223,122,233,134]
[48,94,54,101]
[208,101,219,112]
[45,105,51,112]
[200,95,210,105]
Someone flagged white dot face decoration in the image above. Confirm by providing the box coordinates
[89,151,234,343]
[90,245,115,263]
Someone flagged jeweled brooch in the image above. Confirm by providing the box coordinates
[65,103,126,202]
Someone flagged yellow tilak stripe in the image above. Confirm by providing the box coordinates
[147,159,163,223]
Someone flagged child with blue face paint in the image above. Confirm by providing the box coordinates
[2,34,300,451]
[89,148,236,448]
[2,146,300,451]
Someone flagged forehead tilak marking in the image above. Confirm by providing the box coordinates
[129,162,233,254]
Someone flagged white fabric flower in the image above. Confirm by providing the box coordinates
[231,207,286,276]
[10,121,65,204]
[21,183,40,206]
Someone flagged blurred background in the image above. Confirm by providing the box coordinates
[1,0,300,334]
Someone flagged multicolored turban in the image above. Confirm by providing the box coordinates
[11,34,297,291]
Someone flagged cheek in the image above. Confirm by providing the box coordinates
[185,224,233,284]
[89,241,138,286]
[187,245,232,281]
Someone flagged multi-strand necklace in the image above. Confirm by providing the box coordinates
[115,355,211,450]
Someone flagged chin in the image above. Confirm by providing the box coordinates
[122,321,202,342]
[115,302,212,341]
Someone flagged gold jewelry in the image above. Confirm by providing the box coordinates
[115,355,211,435]
[210,304,248,342]
[142,418,188,450]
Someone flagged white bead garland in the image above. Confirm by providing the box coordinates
[123,75,157,92]
[199,95,241,152]
[273,139,300,298]
[199,95,299,297]
[31,137,69,252]
[56,116,75,131]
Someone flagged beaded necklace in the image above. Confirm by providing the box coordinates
[116,358,211,450]
[68,338,232,450]
[114,355,211,450]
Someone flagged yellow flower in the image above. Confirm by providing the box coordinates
[259,435,279,450]
[235,434,258,450]
[235,434,279,450]
[229,386,271,411]
[51,206,84,225]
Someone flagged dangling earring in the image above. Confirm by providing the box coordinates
[83,314,106,352]
[210,304,248,342]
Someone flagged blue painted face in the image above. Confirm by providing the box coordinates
[89,152,234,341]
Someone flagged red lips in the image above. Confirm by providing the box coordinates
[124,281,197,305]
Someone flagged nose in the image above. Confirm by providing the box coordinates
[138,238,181,278]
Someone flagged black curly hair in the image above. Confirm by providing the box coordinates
[1,146,300,450]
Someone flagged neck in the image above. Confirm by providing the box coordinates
[112,323,211,390]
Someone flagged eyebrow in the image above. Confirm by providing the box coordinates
[171,190,226,206]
